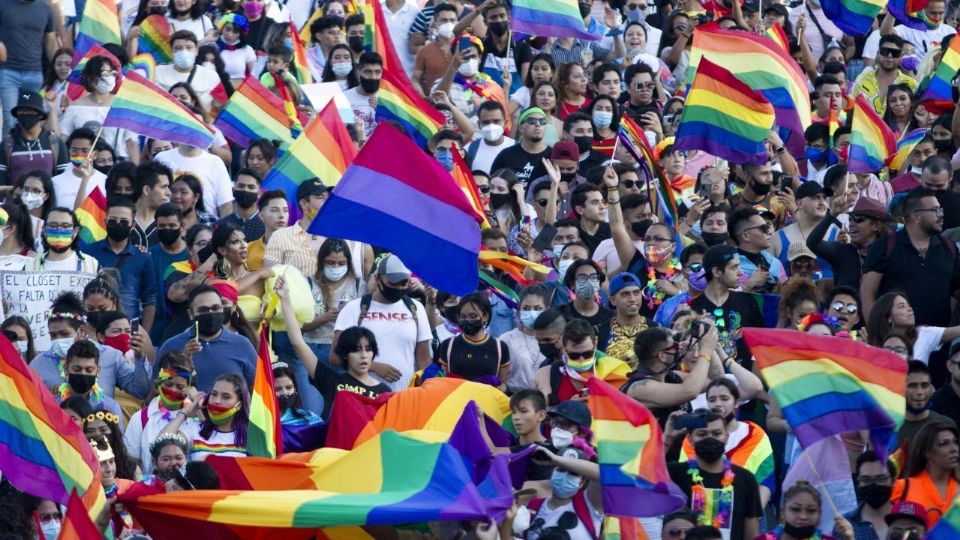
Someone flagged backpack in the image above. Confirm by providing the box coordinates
[527,491,598,539]
[3,130,60,171]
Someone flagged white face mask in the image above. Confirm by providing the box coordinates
[40,519,61,540]
[911,166,923,175]
[50,337,75,358]
[331,61,353,77]
[551,427,574,449]
[96,76,116,94]
[458,58,479,77]
[174,50,197,70]
[437,22,455,39]
[557,258,574,280]
[480,123,505,142]
[324,264,349,281]
[21,191,44,210]
[14,339,28,356]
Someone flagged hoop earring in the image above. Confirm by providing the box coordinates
[216,258,232,278]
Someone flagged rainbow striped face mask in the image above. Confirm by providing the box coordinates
[206,401,240,425]
[565,351,596,373]
[45,228,73,250]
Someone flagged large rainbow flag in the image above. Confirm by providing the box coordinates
[0,333,106,518]
[888,0,931,30]
[214,75,301,150]
[674,58,775,165]
[74,0,122,58]
[308,123,482,295]
[618,114,679,229]
[819,0,885,36]
[743,328,907,461]
[848,94,897,173]
[103,71,216,149]
[376,68,446,148]
[512,0,598,40]
[138,14,174,64]
[119,429,515,536]
[77,185,107,247]
[922,34,960,103]
[689,23,811,157]
[587,377,686,517]
[247,324,282,458]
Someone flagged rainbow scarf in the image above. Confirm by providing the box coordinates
[680,421,775,492]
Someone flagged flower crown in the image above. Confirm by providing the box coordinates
[46,311,85,322]
[84,410,119,426]
[149,432,189,456]
[271,361,289,369]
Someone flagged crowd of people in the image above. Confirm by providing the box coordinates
[2,0,960,538]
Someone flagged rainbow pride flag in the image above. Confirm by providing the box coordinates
[0,333,106,517]
[820,0,885,36]
[848,94,897,173]
[619,114,679,229]
[680,420,775,492]
[675,58,775,165]
[61,489,103,539]
[364,0,413,86]
[248,324,282,458]
[743,328,906,461]
[128,53,158,80]
[452,148,491,228]
[376,68,445,148]
[763,23,789,52]
[309,123,482,295]
[889,128,929,172]
[104,70,216,150]
[587,377,686,517]
[138,14,173,64]
[261,101,357,213]
[77,185,107,247]
[479,248,551,285]
[214,75,301,150]
[512,0,598,40]
[74,0,121,57]
[120,430,514,535]
[888,0,931,30]
[922,34,960,103]
[930,494,960,540]
[689,23,811,157]
[290,21,314,85]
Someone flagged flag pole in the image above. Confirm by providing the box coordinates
[802,448,842,518]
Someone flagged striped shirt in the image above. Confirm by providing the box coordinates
[263,222,325,277]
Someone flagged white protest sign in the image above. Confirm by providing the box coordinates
[0,271,96,351]
[301,82,356,124]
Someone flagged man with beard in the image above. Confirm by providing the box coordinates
[729,162,787,228]
[771,181,837,280]
[150,203,189,342]
[862,187,960,326]
[897,361,956,449]
[491,107,551,187]
[217,169,264,243]
[837,451,897,540]
[919,155,960,230]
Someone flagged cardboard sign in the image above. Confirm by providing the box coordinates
[0,271,96,351]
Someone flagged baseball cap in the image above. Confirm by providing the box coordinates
[885,501,928,528]
[376,254,412,283]
[548,400,592,427]
[794,181,825,200]
[787,242,817,262]
[609,272,642,295]
[12,91,46,118]
[742,0,760,12]
[763,3,789,18]
[551,140,580,161]
[296,178,328,201]
[703,244,737,274]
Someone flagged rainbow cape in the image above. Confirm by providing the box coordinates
[512,0,599,40]
[890,128,929,172]
[763,23,789,52]
[452,149,491,228]
[290,21,314,85]
[325,377,512,450]
[138,14,174,64]
[103,71,216,149]
[247,325,282,458]
[74,0,121,57]
[77,185,107,247]
[923,34,960,103]
[119,429,514,536]
[820,0,885,36]
[848,94,897,173]
[308,122,481,295]
[689,23,812,157]
[888,0,931,30]
[214,74,301,150]
[930,493,960,540]
[674,58,775,165]
[680,420,775,492]
[376,68,445,148]
[619,114,680,229]
[261,101,357,216]
[587,377,686,517]
[0,333,106,518]
[743,328,907,461]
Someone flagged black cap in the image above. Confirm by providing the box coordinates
[703,244,738,274]
[763,3,789,18]
[548,400,592,427]
[11,91,46,118]
[742,0,760,12]
[794,181,826,200]
[296,178,328,201]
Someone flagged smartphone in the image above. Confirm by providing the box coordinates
[521,215,532,235]
[131,318,140,335]
[673,413,708,431]
[532,223,558,254]
[698,181,712,200]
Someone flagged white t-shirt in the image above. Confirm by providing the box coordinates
[913,325,945,364]
[896,24,956,56]
[167,15,215,42]
[221,46,257,81]
[156,64,223,112]
[498,327,545,391]
[60,105,138,159]
[381,0,419,75]
[52,169,107,211]
[123,397,200,474]
[525,493,603,540]
[155,148,234,215]
[592,237,644,275]
[344,87,376,139]
[334,296,433,391]
[469,137,515,174]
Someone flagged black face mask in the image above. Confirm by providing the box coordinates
[379,281,406,304]
[459,319,484,335]
[489,21,509,36]
[573,136,593,154]
[222,307,234,323]
[94,164,112,175]
[359,77,380,94]
[630,221,648,237]
[194,312,225,336]
[157,228,182,246]
[539,341,561,360]
[106,221,132,242]
[693,437,726,463]
[149,5,166,15]
[701,231,729,246]
[560,172,577,184]
[489,192,512,208]
[68,373,97,394]
[750,179,772,196]
[935,138,954,151]
[443,305,459,322]
[277,393,297,411]
[578,2,592,17]
[348,35,365,52]
[783,523,818,539]
[16,114,42,130]
[857,483,892,509]
[233,190,258,209]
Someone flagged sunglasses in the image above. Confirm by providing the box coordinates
[623,179,642,189]
[688,262,703,272]
[477,185,490,193]
[536,198,549,206]
[879,48,902,58]
[849,215,873,223]
[567,349,596,360]
[525,117,548,126]
[742,223,772,234]
[831,301,859,314]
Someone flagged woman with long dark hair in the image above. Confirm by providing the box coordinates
[161,372,251,460]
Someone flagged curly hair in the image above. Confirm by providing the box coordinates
[778,276,819,328]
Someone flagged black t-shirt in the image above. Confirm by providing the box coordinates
[936,190,960,230]
[311,361,391,419]
[436,335,510,381]
[510,443,553,481]
[668,461,763,540]
[689,291,765,370]
[578,222,611,256]
[558,302,612,350]
[932,384,960,428]
[490,145,551,187]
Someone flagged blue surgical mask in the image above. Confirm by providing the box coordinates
[557,259,574,280]
[551,469,581,498]
[805,146,827,164]
[50,337,75,358]
[40,518,61,540]
[436,150,454,171]
[626,7,647,22]
[592,110,613,129]
[520,309,543,328]
[284,38,294,51]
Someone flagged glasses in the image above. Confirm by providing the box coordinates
[194,304,223,314]
[665,528,692,538]
[567,349,595,360]
[742,223,772,234]
[831,301,859,314]
[536,198,549,206]
[879,48,902,58]
[885,345,910,356]
[575,273,600,283]
[634,82,656,90]
[477,185,490,193]
[850,215,873,223]
[37,512,62,523]
[623,180,641,189]
[889,528,922,539]
[914,206,944,215]
[106,219,131,228]
[525,117,548,126]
